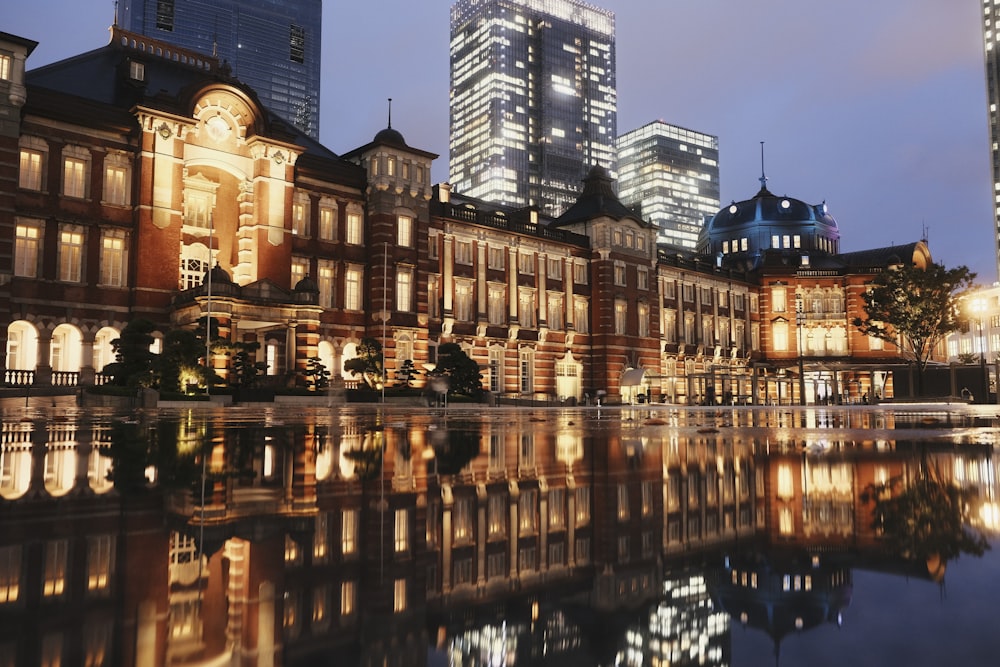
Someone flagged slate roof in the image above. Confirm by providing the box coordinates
[551,165,649,228]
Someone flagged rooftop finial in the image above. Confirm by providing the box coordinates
[759,140,768,191]
[387,98,392,129]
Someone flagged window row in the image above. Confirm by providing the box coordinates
[0,537,115,605]
[19,138,132,206]
[289,194,366,244]
[15,220,128,286]
[451,240,588,284]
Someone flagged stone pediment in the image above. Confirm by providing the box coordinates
[241,278,292,303]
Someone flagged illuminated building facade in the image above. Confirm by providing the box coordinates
[119,0,322,139]
[0,28,941,407]
[982,1,1000,281]
[449,0,617,217]
[616,121,720,250]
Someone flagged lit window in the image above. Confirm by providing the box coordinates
[771,286,787,312]
[346,210,363,245]
[573,298,589,334]
[59,225,84,282]
[617,484,629,520]
[314,513,329,563]
[341,509,358,556]
[85,534,114,596]
[395,267,412,312]
[519,349,534,393]
[317,260,335,308]
[129,59,144,81]
[319,203,336,240]
[397,215,413,247]
[614,299,627,335]
[518,289,536,328]
[0,545,21,604]
[14,220,41,278]
[637,266,649,290]
[547,257,563,280]
[100,229,127,287]
[427,275,440,319]
[573,262,588,284]
[455,241,473,265]
[344,266,363,310]
[519,251,535,275]
[549,488,565,529]
[613,261,626,286]
[103,155,130,206]
[19,148,44,191]
[638,302,649,337]
[63,155,88,199]
[488,285,506,325]
[292,195,310,236]
[518,489,537,533]
[340,580,355,616]
[291,256,308,288]
[393,578,406,612]
[772,320,789,352]
[394,509,409,553]
[0,54,10,81]
[43,540,68,597]
[488,246,504,269]
[454,281,473,321]
[575,487,591,526]
[547,294,563,330]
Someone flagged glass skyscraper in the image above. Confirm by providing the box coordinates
[449,0,616,216]
[616,121,720,250]
[120,0,322,139]
[983,1,1000,281]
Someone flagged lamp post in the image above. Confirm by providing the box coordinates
[971,297,988,404]
[796,294,806,405]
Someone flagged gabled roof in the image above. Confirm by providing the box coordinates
[551,165,649,228]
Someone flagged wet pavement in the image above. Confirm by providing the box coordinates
[0,403,997,666]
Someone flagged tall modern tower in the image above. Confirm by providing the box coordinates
[449,0,617,216]
[120,0,322,139]
[616,121,720,249]
[983,1,1000,281]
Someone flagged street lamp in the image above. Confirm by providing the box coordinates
[796,293,806,405]
[971,297,988,404]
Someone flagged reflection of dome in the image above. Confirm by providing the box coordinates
[709,549,853,658]
[698,184,840,270]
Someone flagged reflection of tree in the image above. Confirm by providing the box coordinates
[430,425,481,476]
[343,428,384,481]
[861,455,989,572]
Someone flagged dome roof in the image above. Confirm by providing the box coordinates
[294,274,319,293]
[202,263,233,286]
[708,186,838,233]
[373,126,407,147]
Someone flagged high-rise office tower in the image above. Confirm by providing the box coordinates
[449,0,616,216]
[120,0,321,139]
[983,2,1000,281]
[616,121,720,249]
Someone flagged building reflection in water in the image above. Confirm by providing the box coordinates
[0,406,995,666]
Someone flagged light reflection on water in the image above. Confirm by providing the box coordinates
[0,404,997,666]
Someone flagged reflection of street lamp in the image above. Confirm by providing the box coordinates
[796,294,806,405]
[971,297,988,404]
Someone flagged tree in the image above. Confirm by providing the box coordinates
[104,319,158,388]
[156,328,216,393]
[394,359,420,388]
[344,337,384,390]
[853,261,975,393]
[304,357,331,391]
[432,342,483,398]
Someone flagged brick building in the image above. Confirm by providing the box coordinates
[0,28,934,405]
